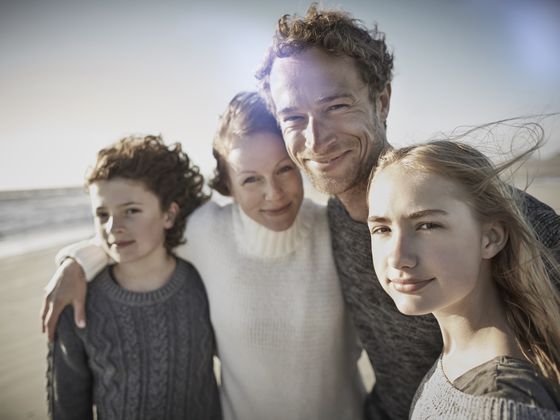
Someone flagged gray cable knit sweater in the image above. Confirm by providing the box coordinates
[47,258,221,420]
[327,191,560,420]
[410,356,560,419]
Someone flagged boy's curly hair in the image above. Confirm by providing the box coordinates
[86,134,208,254]
[256,3,394,115]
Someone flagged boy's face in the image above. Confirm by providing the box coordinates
[89,178,174,265]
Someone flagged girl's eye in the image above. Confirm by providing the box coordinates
[418,222,440,230]
[370,226,390,235]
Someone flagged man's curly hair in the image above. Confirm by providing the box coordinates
[256,3,394,115]
[86,134,208,254]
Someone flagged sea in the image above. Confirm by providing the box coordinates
[0,187,94,259]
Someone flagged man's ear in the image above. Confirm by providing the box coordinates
[481,221,508,259]
[377,83,391,124]
[164,202,180,229]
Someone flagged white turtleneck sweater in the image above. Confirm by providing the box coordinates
[55,198,365,420]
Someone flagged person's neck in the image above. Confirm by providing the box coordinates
[434,279,523,381]
[113,248,176,293]
[336,179,369,223]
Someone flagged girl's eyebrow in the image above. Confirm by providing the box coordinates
[408,209,448,219]
[367,209,448,224]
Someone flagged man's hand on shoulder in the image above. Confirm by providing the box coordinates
[41,258,87,342]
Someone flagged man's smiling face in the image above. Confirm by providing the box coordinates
[269,47,389,196]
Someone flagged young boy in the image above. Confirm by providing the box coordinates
[47,135,221,420]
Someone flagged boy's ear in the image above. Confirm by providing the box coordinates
[163,202,180,229]
[481,221,508,260]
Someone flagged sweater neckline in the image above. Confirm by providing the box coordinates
[96,258,187,305]
[232,198,315,259]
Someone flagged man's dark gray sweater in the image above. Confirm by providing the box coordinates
[47,259,221,420]
[327,192,560,420]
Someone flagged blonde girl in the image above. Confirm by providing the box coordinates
[367,138,560,418]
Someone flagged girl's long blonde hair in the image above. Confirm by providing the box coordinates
[369,130,560,383]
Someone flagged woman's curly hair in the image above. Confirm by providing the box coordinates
[86,134,208,254]
[256,3,393,115]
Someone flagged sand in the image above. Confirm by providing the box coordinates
[0,246,59,420]
[0,180,556,419]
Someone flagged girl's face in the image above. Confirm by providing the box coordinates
[89,178,174,265]
[367,166,495,317]
[226,131,304,232]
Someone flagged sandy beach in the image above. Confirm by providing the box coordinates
[0,178,557,420]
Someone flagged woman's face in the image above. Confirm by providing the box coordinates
[226,131,304,231]
[367,166,495,317]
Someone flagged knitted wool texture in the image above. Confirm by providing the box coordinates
[47,259,221,420]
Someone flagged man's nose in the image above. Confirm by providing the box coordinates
[303,116,334,154]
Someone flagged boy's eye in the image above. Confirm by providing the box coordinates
[96,212,109,222]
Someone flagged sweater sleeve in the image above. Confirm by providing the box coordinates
[52,239,109,283]
[47,308,94,420]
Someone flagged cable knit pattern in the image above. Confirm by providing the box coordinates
[327,190,560,420]
[184,198,365,420]
[410,356,560,419]
[47,259,221,420]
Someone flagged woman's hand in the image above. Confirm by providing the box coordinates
[41,258,87,342]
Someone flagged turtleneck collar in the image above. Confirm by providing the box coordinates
[232,198,315,259]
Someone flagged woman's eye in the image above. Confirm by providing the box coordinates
[242,176,258,185]
[96,212,109,221]
[125,208,140,216]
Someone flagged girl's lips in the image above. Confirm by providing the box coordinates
[390,278,434,293]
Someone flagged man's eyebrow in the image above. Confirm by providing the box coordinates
[277,93,355,115]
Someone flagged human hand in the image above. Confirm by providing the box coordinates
[41,258,87,342]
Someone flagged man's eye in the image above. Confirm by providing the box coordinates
[278,165,294,174]
[328,103,349,111]
[282,115,304,124]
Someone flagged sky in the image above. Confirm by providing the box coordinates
[1,0,559,190]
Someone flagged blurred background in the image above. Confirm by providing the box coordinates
[1,0,559,418]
